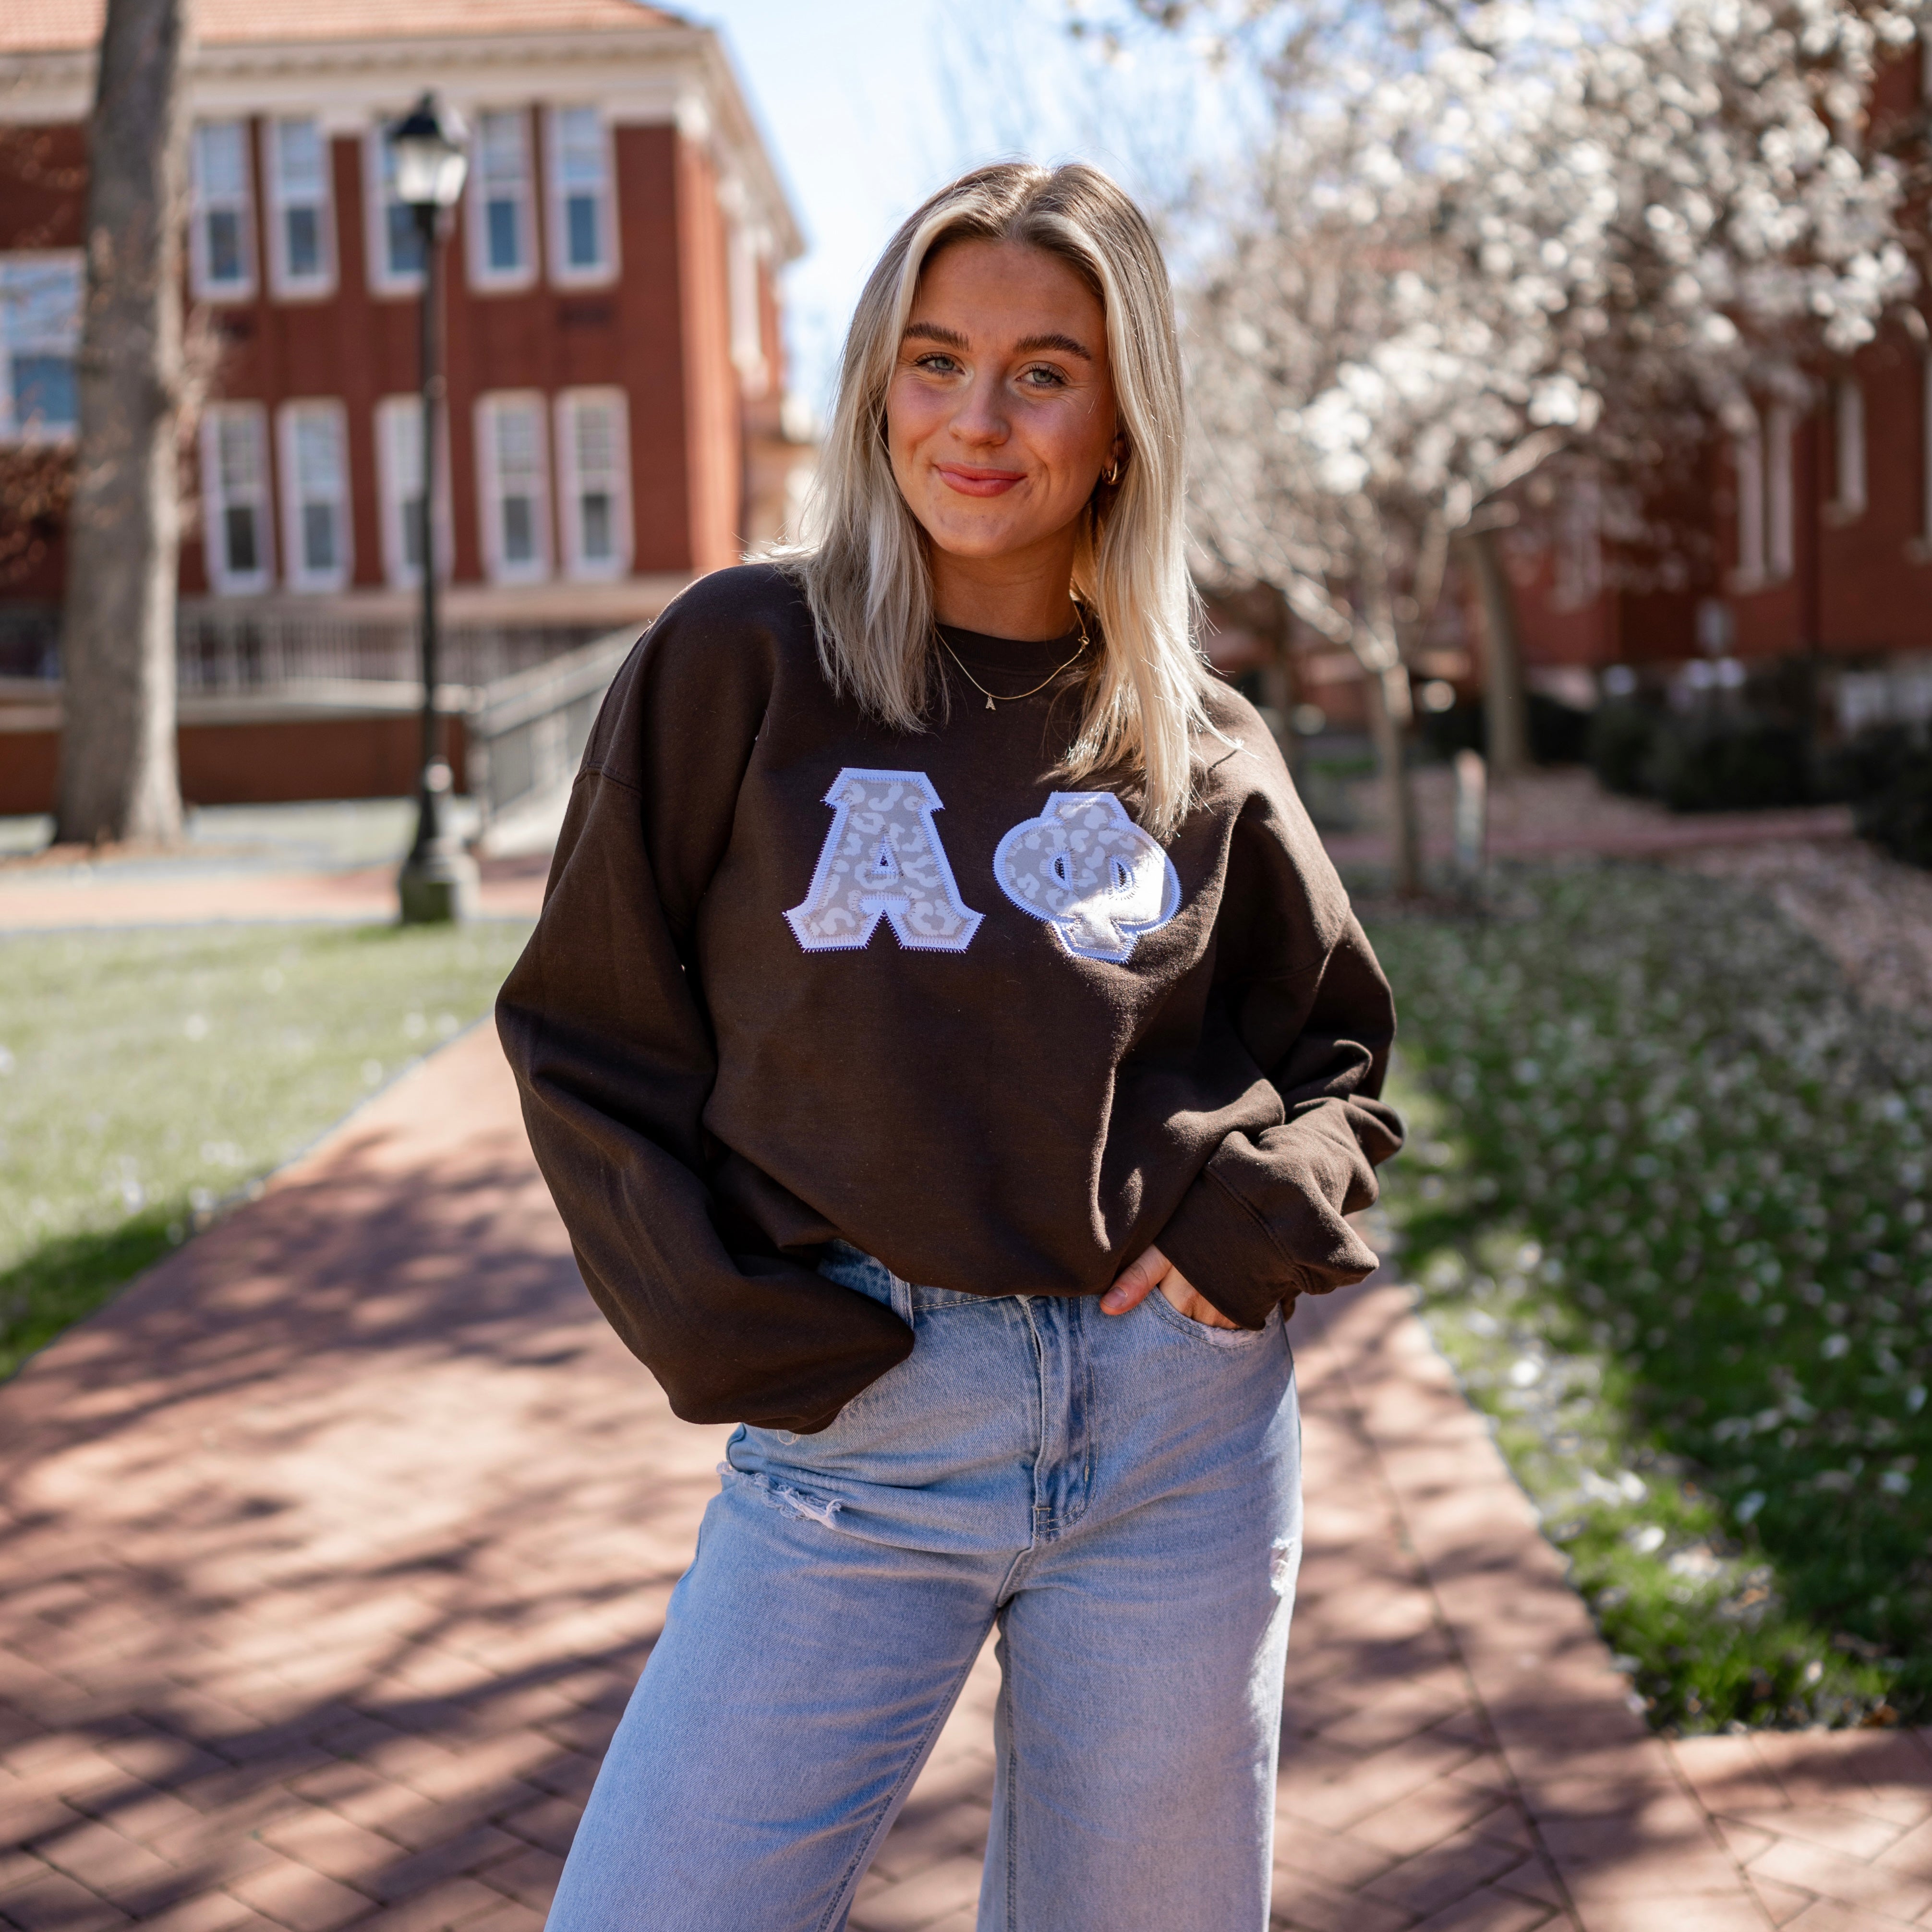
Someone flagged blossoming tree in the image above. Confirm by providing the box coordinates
[1119,0,1928,893]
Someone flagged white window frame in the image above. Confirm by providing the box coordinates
[475,391,553,585]
[375,395,452,590]
[277,400,352,593]
[544,106,618,288]
[190,120,258,303]
[1732,409,1765,586]
[465,109,538,293]
[727,221,769,398]
[554,388,632,580]
[263,117,336,301]
[1923,347,1932,553]
[1829,376,1867,521]
[1766,400,1796,582]
[363,126,426,297]
[0,252,83,445]
[200,403,275,595]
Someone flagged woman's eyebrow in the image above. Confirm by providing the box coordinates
[902,321,970,349]
[899,323,1094,362]
[1013,332,1093,361]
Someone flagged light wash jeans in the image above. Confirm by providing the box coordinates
[544,1243,1303,1932]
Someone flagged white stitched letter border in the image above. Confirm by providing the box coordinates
[992,791,1181,964]
[784,768,985,954]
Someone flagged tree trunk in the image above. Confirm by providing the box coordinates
[1466,524,1531,783]
[1363,661,1423,898]
[54,0,193,847]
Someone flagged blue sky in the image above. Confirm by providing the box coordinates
[688,1,1222,416]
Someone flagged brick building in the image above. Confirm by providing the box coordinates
[0,0,807,811]
[1500,37,1932,733]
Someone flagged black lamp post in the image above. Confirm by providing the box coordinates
[388,93,477,925]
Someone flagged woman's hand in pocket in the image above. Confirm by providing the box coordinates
[1100,1244,1243,1330]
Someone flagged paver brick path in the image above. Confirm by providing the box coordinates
[0,858,546,932]
[3,1031,1927,1932]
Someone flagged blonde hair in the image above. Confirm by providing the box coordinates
[782,161,1210,839]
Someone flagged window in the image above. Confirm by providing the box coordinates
[546,107,616,284]
[1552,469,1604,610]
[1731,401,1797,588]
[467,110,536,290]
[727,223,769,397]
[265,119,334,298]
[201,405,273,593]
[1922,349,1932,552]
[1829,377,1867,520]
[375,396,451,588]
[0,254,82,442]
[1766,400,1796,581]
[278,402,350,591]
[365,128,426,295]
[191,121,257,300]
[1732,409,1765,584]
[555,389,631,579]
[476,393,551,582]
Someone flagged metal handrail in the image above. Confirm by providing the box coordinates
[467,626,639,832]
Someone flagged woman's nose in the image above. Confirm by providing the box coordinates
[952,373,1008,447]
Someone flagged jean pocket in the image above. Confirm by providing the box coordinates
[1144,1284,1277,1349]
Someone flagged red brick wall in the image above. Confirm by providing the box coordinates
[0,123,86,605]
[2,106,749,606]
[1816,335,1932,653]
[0,712,470,815]
[611,122,696,573]
[675,131,744,571]
[0,122,85,251]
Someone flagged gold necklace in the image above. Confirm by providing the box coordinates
[937,615,1091,710]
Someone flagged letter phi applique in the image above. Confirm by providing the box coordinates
[784,769,985,953]
[992,792,1182,964]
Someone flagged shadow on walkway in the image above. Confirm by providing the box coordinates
[4,1031,1928,1932]
[1,1034,724,1932]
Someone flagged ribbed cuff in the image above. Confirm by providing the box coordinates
[1156,1168,1309,1329]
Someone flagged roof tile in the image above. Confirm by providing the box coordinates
[2,0,678,57]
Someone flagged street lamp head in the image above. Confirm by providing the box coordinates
[387,93,469,210]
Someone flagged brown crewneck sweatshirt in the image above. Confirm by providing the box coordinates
[496,564,1403,1433]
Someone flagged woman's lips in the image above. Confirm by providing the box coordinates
[937,465,1026,498]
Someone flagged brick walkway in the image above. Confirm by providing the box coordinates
[3,1032,1928,1932]
[1322,802,1857,871]
[0,857,546,933]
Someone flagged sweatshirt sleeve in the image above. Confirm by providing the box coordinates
[1155,739,1405,1328]
[494,580,914,1433]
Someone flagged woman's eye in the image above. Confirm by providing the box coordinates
[1020,365,1068,389]
[915,353,961,374]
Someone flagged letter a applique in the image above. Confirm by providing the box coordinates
[993,792,1182,964]
[785,769,984,953]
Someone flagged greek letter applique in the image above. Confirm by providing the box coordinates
[784,769,985,954]
[992,791,1182,964]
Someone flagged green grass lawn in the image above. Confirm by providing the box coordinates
[1366,866,1932,1734]
[0,920,533,1378]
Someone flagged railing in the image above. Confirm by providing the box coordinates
[0,607,58,680]
[467,628,636,839]
[0,605,613,692]
[1837,657,1932,735]
[176,611,611,693]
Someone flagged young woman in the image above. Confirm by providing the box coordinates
[498,161,1403,1932]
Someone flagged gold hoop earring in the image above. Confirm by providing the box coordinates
[1103,457,1122,486]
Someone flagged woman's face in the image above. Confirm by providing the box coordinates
[885,238,1120,573]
